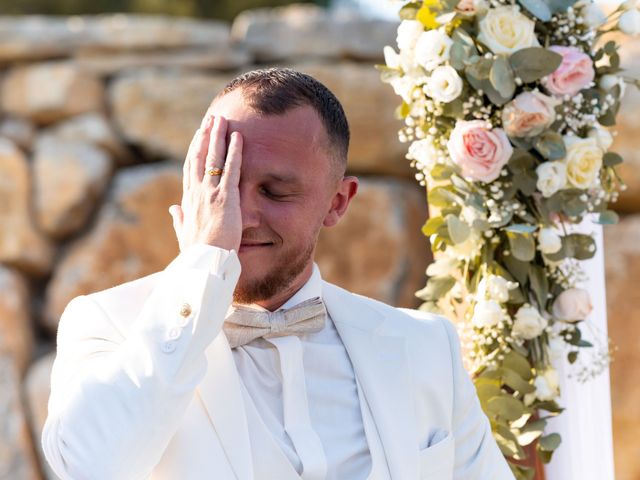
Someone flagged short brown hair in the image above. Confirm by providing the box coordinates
[213,67,350,179]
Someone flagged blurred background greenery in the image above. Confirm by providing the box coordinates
[0,0,330,21]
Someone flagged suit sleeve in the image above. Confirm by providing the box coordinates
[41,244,241,480]
[440,317,516,480]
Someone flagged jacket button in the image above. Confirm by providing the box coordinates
[179,303,192,317]
[161,341,177,354]
[167,327,182,340]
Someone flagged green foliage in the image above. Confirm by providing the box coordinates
[509,48,563,83]
[0,0,325,21]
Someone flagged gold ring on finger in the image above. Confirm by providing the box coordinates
[206,166,224,176]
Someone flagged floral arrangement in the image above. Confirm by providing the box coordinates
[379,0,638,476]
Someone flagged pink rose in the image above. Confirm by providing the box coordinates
[542,46,595,97]
[552,288,593,322]
[502,91,560,137]
[448,120,513,182]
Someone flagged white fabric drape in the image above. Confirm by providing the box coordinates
[544,219,615,480]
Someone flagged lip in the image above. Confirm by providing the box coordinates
[238,243,273,253]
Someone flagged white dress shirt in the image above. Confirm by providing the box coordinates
[230,262,391,480]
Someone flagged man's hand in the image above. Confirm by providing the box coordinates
[169,114,243,253]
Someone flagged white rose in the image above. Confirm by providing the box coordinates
[477,275,517,303]
[512,305,548,339]
[536,161,567,197]
[588,124,614,151]
[472,299,505,328]
[427,65,463,103]
[618,8,640,35]
[478,6,540,54]
[552,287,593,321]
[396,19,424,53]
[414,28,453,71]
[538,227,562,254]
[581,3,606,28]
[533,369,560,401]
[563,135,603,189]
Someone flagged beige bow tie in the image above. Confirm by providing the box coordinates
[223,297,327,348]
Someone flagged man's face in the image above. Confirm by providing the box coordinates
[209,90,340,305]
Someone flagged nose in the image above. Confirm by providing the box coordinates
[239,186,261,230]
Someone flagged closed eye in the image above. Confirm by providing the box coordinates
[260,187,290,200]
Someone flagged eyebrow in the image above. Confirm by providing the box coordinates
[264,173,301,185]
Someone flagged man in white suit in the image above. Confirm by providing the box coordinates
[42,68,515,480]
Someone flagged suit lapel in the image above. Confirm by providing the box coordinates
[322,281,420,480]
[196,332,253,480]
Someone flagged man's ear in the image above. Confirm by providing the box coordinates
[323,176,358,228]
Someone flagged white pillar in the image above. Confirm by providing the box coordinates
[544,219,615,479]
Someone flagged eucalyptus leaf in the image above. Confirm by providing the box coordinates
[466,55,493,79]
[450,41,470,71]
[502,368,535,394]
[398,2,421,19]
[508,149,537,173]
[428,186,458,208]
[487,395,526,421]
[603,152,623,167]
[504,224,537,234]
[517,0,552,21]
[430,163,455,180]
[503,350,533,380]
[510,48,563,83]
[596,210,619,225]
[538,433,562,451]
[422,216,444,236]
[447,214,471,244]
[490,54,516,100]
[507,231,536,262]
[415,276,456,301]
[517,419,547,446]
[503,255,530,286]
[529,264,549,311]
[534,131,566,160]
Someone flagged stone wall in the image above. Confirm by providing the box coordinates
[0,4,637,479]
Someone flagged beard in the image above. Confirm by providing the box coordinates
[232,237,315,305]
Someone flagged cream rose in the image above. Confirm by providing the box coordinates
[501,91,559,138]
[472,299,505,328]
[538,227,562,254]
[563,135,603,189]
[448,120,513,183]
[477,6,539,54]
[414,28,453,72]
[536,161,567,197]
[427,65,463,103]
[542,46,595,97]
[552,288,593,321]
[512,305,548,339]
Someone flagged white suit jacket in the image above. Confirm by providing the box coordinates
[42,245,514,480]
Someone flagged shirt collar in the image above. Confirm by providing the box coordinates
[279,262,323,311]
